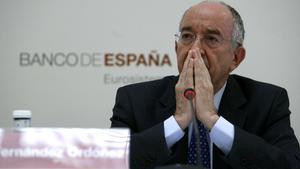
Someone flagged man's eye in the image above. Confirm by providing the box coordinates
[204,35,220,43]
[180,33,194,40]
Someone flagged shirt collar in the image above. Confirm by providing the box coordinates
[214,82,227,111]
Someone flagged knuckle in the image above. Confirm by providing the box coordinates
[175,84,184,91]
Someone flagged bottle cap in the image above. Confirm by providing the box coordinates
[13,110,32,119]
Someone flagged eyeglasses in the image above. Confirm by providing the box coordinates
[175,31,232,48]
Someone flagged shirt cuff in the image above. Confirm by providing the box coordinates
[164,115,185,148]
[209,116,234,155]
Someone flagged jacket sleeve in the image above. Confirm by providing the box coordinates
[110,87,171,169]
[226,88,300,169]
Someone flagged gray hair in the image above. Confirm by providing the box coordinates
[219,1,245,48]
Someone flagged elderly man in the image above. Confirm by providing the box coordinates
[110,1,300,169]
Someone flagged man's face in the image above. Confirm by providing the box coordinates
[176,2,242,91]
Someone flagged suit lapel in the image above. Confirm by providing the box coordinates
[218,75,247,127]
[153,76,189,164]
[213,75,248,168]
[154,76,178,122]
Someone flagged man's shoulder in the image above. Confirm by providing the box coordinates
[230,74,287,96]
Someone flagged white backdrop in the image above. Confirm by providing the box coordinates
[0,0,299,140]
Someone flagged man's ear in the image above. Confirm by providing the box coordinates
[229,46,246,72]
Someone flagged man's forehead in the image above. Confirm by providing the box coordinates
[179,2,233,36]
[180,26,221,35]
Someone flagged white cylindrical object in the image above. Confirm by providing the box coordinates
[13,110,32,128]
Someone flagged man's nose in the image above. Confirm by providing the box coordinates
[191,36,203,49]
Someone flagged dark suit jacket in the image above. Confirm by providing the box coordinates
[110,75,300,169]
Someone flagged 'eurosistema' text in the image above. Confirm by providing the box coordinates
[103,74,163,85]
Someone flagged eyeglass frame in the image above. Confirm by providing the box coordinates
[175,31,238,49]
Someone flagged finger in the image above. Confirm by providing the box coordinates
[194,49,211,86]
[178,51,193,83]
[186,56,194,88]
[194,48,205,66]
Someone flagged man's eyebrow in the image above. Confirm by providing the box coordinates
[180,26,193,32]
[204,28,221,35]
[180,27,222,35]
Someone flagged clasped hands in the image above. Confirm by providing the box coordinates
[174,49,219,130]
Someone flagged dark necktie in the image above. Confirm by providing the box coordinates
[187,120,211,168]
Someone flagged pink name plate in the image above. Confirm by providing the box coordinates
[0,128,130,169]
